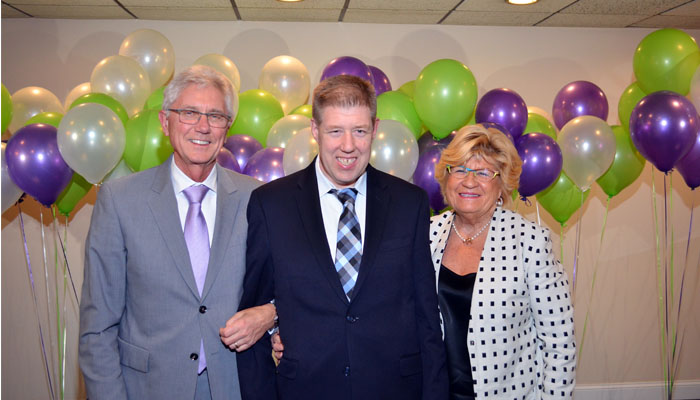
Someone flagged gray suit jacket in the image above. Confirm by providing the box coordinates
[79,158,261,400]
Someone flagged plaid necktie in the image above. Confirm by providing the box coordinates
[330,188,362,300]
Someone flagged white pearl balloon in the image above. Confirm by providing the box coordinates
[119,29,175,89]
[267,114,311,149]
[282,127,318,175]
[64,82,91,110]
[9,86,64,133]
[370,119,419,181]
[91,55,151,117]
[193,53,241,92]
[259,55,310,114]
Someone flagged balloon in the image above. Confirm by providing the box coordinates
[1,142,23,212]
[5,124,72,206]
[370,119,419,181]
[558,116,616,190]
[527,106,553,124]
[223,134,263,171]
[64,82,91,110]
[630,91,699,173]
[57,103,126,184]
[413,145,447,212]
[369,65,392,96]
[266,114,311,149]
[290,104,313,119]
[119,29,175,89]
[123,109,173,172]
[217,147,241,173]
[282,127,318,175]
[56,172,92,217]
[193,53,241,91]
[243,147,285,183]
[417,131,454,155]
[377,91,422,138]
[2,84,13,133]
[228,89,284,146]
[9,86,64,133]
[103,159,134,183]
[691,66,700,113]
[144,86,165,111]
[595,125,646,197]
[524,112,557,140]
[633,28,700,95]
[515,132,563,198]
[536,171,589,225]
[414,59,477,139]
[25,112,63,128]
[259,55,310,114]
[398,80,415,98]
[552,80,608,130]
[617,82,647,132]
[475,88,528,139]
[320,56,372,82]
[91,55,151,117]
[676,132,700,189]
[70,92,129,126]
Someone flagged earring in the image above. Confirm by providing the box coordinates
[497,197,503,207]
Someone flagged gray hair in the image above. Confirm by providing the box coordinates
[162,65,236,118]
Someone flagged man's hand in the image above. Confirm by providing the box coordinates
[271,332,284,363]
[220,303,276,352]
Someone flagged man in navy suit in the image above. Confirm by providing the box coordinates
[237,75,448,400]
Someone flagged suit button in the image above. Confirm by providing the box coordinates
[199,305,207,314]
[190,353,199,361]
[346,315,358,323]
[344,366,351,376]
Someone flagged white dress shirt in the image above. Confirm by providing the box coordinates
[171,157,217,244]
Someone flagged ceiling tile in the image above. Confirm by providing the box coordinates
[631,14,700,29]
[235,0,344,9]
[6,5,132,18]
[457,0,576,13]
[129,7,237,20]
[238,7,339,21]
[343,9,444,24]
[561,0,690,17]
[537,13,645,27]
[3,0,113,4]
[443,10,550,26]
[120,0,230,6]
[350,0,457,11]
[1,4,30,17]
[662,0,700,16]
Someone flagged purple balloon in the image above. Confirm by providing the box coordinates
[675,122,700,189]
[475,88,528,139]
[515,132,563,198]
[223,134,263,171]
[217,147,241,173]
[369,65,392,96]
[413,145,447,212]
[243,147,285,183]
[630,91,698,173]
[552,80,608,130]
[418,131,454,155]
[320,56,372,83]
[479,122,514,143]
[5,124,73,206]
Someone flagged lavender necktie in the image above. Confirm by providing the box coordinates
[183,184,209,374]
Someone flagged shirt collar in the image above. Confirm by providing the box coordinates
[171,157,218,194]
[315,157,367,198]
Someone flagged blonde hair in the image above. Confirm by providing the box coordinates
[435,125,522,207]
[312,75,377,127]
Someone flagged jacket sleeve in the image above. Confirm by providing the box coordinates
[78,183,128,400]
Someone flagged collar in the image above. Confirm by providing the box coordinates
[171,157,218,194]
[315,156,367,198]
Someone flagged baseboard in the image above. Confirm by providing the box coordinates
[575,380,700,400]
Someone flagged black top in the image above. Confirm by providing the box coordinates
[438,264,476,400]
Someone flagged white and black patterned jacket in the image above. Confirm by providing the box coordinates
[429,207,576,399]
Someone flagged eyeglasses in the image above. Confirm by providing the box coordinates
[446,165,500,182]
[168,108,231,128]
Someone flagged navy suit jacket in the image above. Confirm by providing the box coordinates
[237,161,448,400]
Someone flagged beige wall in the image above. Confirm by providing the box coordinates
[2,19,699,399]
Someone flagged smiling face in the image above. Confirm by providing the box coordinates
[445,157,502,224]
[311,105,377,188]
[159,84,229,182]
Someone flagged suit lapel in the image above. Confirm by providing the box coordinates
[147,160,201,299]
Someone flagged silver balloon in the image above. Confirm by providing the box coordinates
[282,127,318,175]
[259,55,311,114]
[266,114,311,149]
[370,119,419,181]
[91,55,151,117]
[9,86,64,133]
[1,142,24,212]
[558,115,616,190]
[103,159,134,183]
[57,103,126,184]
[119,29,175,89]
[64,82,91,110]
[193,53,241,92]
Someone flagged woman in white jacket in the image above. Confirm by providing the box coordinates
[429,125,575,400]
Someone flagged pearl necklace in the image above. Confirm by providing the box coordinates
[451,218,491,245]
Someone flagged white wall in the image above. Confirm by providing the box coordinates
[2,19,699,399]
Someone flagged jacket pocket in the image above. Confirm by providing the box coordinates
[399,353,423,377]
[117,336,150,373]
[276,356,298,379]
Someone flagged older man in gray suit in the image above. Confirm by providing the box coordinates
[79,65,275,400]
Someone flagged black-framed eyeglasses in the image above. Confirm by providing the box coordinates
[167,108,231,128]
[446,165,500,182]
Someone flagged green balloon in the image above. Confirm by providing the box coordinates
[536,171,589,225]
[56,173,93,217]
[633,28,700,95]
[144,86,165,111]
[596,125,646,198]
[70,93,129,126]
[377,91,422,138]
[290,104,313,119]
[228,89,284,146]
[1,84,12,133]
[25,112,63,128]
[617,82,646,132]
[123,109,173,172]
[397,80,415,98]
[524,113,557,140]
[414,59,477,139]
